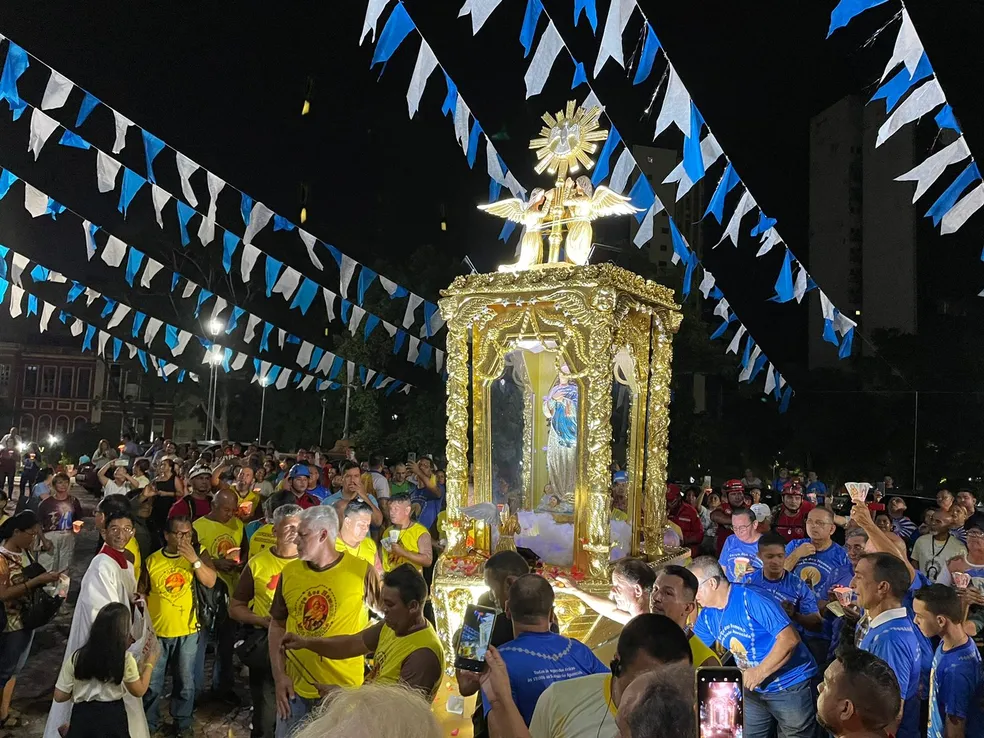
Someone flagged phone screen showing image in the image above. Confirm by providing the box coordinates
[455,604,497,672]
[697,667,743,738]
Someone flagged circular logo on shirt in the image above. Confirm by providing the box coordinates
[728,638,750,670]
[164,571,188,595]
[213,534,238,558]
[295,586,337,634]
[798,566,822,588]
[367,650,386,682]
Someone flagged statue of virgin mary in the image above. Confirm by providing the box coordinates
[541,363,578,511]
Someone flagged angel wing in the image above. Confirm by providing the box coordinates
[478,198,528,223]
[590,186,643,218]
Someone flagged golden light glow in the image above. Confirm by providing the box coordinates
[530,100,608,180]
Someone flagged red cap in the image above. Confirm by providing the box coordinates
[666,483,681,501]
[783,481,804,496]
[723,479,744,494]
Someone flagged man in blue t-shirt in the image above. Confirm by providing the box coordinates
[690,556,817,738]
[747,533,822,636]
[853,552,923,738]
[912,584,984,738]
[719,508,763,582]
[804,471,827,504]
[482,574,607,729]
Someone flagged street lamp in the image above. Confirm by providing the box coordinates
[258,375,270,444]
[205,344,223,441]
[320,395,328,447]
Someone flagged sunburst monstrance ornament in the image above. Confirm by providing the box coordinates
[530,100,608,180]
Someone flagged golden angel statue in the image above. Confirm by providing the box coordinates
[563,176,641,265]
[478,189,548,272]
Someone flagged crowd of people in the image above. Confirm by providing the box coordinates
[0,440,981,738]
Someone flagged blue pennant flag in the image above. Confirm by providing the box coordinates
[240,192,253,226]
[778,385,793,413]
[416,344,433,368]
[926,162,981,226]
[591,127,621,186]
[0,43,29,120]
[176,200,195,247]
[704,163,741,223]
[125,248,145,286]
[82,324,96,352]
[30,265,49,282]
[823,317,839,346]
[871,53,933,112]
[118,167,146,217]
[45,198,66,219]
[466,119,483,168]
[364,314,380,340]
[386,380,403,397]
[740,335,753,369]
[838,327,855,359]
[422,302,439,338]
[441,71,457,117]
[76,91,100,128]
[827,0,890,36]
[358,267,378,305]
[164,324,179,350]
[226,306,245,333]
[682,104,706,184]
[571,62,587,89]
[59,131,91,150]
[260,322,273,352]
[58,310,67,324]
[393,329,408,355]
[222,231,240,274]
[371,3,416,68]
[372,373,386,389]
[750,211,777,238]
[308,347,324,372]
[0,279,8,305]
[171,273,180,292]
[499,220,517,242]
[667,217,691,263]
[267,366,282,385]
[628,176,656,221]
[101,297,117,319]
[177,370,186,383]
[490,155,506,201]
[222,347,233,373]
[194,289,213,318]
[749,352,768,382]
[574,0,598,33]
[67,282,84,303]
[682,252,698,300]
[633,25,661,85]
[328,356,343,381]
[265,256,283,297]
[774,249,795,303]
[710,319,733,341]
[359,366,367,386]
[0,169,16,201]
[935,105,962,134]
[340,299,352,324]
[290,278,318,315]
[26,294,37,316]
[112,338,122,362]
[141,130,166,183]
[520,0,544,57]
[137,349,148,371]
[132,312,147,338]
[325,243,342,268]
[273,215,295,232]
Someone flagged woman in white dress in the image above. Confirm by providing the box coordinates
[43,501,150,738]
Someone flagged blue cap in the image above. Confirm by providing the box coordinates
[289,463,311,479]
[79,455,91,464]
[613,471,628,483]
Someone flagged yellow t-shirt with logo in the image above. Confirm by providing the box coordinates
[247,548,294,619]
[235,489,262,521]
[279,554,370,698]
[145,550,198,638]
[368,622,445,699]
[193,516,244,592]
[125,535,143,584]
[382,523,429,573]
[335,536,378,569]
[689,632,720,667]
[249,523,277,559]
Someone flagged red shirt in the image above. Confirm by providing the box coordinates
[169,496,211,521]
[715,503,735,555]
[774,501,815,543]
[290,491,321,510]
[670,502,704,556]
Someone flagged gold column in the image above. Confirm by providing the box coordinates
[441,303,471,556]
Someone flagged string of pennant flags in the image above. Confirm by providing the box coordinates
[0,162,427,391]
[362,1,794,409]
[0,36,449,348]
[828,1,984,244]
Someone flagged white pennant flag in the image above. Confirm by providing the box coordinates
[82,219,97,260]
[278,328,286,349]
[197,172,225,245]
[714,298,730,320]
[272,266,301,301]
[699,270,716,299]
[504,171,526,199]
[126,343,137,359]
[594,0,635,77]
[298,229,324,271]
[382,321,397,337]
[257,360,272,380]
[407,38,438,118]
[654,66,692,139]
[881,10,923,82]
[361,0,392,43]
[173,331,192,357]
[274,368,290,390]
[240,243,260,282]
[756,227,783,257]
[46,271,67,284]
[764,364,778,395]
[663,134,724,200]
[101,236,127,267]
[24,183,48,218]
[633,203,658,247]
[486,142,509,194]
[231,352,248,372]
[181,279,198,299]
[378,276,400,297]
[298,375,314,391]
[525,22,564,98]
[876,79,945,147]
[609,148,636,194]
[210,296,228,320]
[28,108,59,160]
[400,384,412,395]
[97,330,110,356]
[145,317,163,345]
[454,95,470,157]
[338,254,357,297]
[428,310,447,337]
[111,111,134,154]
[738,345,762,382]
[726,324,747,354]
[151,184,170,228]
[349,305,366,336]
[819,291,836,322]
[941,181,984,235]
[895,137,971,202]
[107,304,131,329]
[793,263,808,303]
[244,314,262,343]
[834,312,857,335]
[459,0,502,34]
[96,151,122,193]
[10,253,27,286]
[323,288,337,321]
[435,349,445,373]
[244,202,274,244]
[70,318,83,337]
[174,153,200,207]
[378,377,395,390]
[407,336,420,363]
[8,285,23,318]
[717,189,756,247]
[317,351,335,375]
[162,363,178,377]
[41,70,73,110]
[364,369,377,388]
[297,342,314,368]
[140,257,164,288]
[403,293,424,328]
[582,90,604,115]
[347,361,357,385]
[84,288,101,306]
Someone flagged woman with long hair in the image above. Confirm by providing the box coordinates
[90,440,118,470]
[53,602,157,738]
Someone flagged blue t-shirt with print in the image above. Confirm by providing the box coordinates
[859,611,922,738]
[785,539,850,605]
[481,630,608,725]
[929,639,984,738]
[902,570,935,696]
[719,536,763,583]
[824,562,855,661]
[746,570,819,637]
[694,584,817,693]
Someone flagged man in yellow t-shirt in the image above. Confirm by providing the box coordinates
[650,565,720,667]
[380,493,433,573]
[283,563,444,700]
[269,506,380,736]
[192,489,244,698]
[529,614,693,738]
[335,499,381,570]
[140,516,218,735]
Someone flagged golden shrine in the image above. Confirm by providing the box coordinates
[430,101,685,669]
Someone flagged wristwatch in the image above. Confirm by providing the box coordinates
[192,560,202,570]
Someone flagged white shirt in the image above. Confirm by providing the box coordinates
[868,606,909,630]
[56,651,140,703]
[911,533,966,584]
[102,481,130,497]
[369,470,390,500]
[530,673,617,738]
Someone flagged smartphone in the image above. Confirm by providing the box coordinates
[454,604,497,672]
[696,666,743,738]
[408,452,417,463]
[703,475,712,490]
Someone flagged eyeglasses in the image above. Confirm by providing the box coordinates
[107,526,134,536]
[732,523,754,532]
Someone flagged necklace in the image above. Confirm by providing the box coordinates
[931,535,951,559]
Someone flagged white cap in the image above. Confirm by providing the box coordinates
[751,503,772,523]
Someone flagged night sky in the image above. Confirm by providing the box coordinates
[0,0,981,385]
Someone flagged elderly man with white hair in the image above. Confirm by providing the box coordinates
[267,506,380,738]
